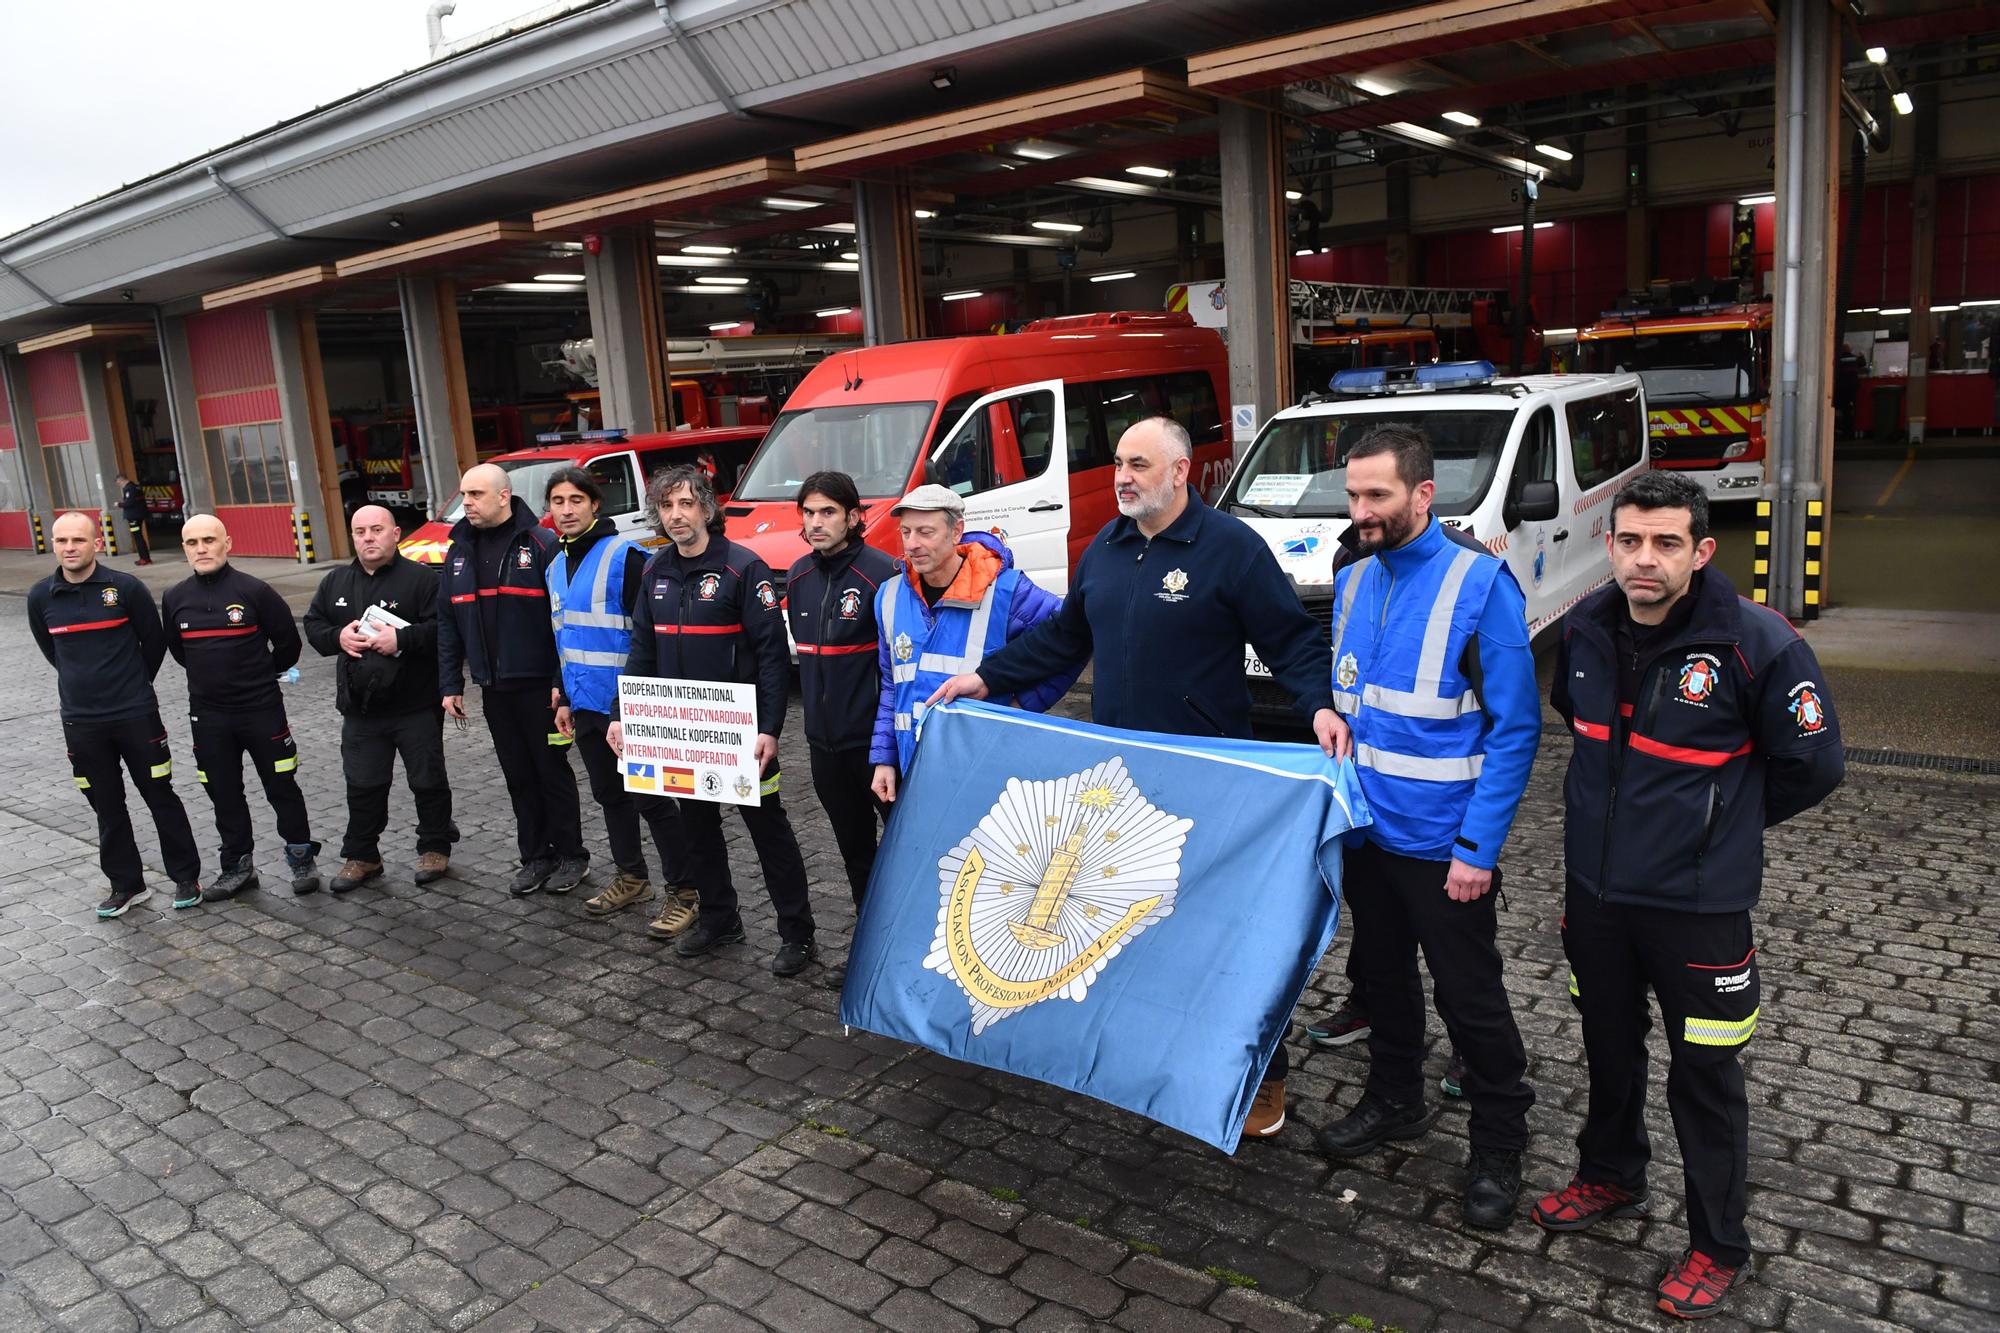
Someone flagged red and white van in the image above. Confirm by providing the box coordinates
[396,425,766,566]
[722,311,1231,593]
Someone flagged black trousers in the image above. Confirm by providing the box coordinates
[573,709,687,883]
[64,711,200,893]
[340,707,454,862]
[1343,840,1533,1149]
[680,764,815,944]
[125,517,150,561]
[1563,882,1759,1267]
[480,684,584,865]
[807,744,885,906]
[191,703,313,864]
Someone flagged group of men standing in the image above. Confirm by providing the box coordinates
[31,407,1842,1320]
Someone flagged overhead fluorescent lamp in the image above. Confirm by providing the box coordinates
[1066,175,1157,197]
[1125,165,1172,179]
[1879,307,1912,315]
[534,273,584,282]
[1285,190,1302,201]
[821,261,859,272]
[812,222,857,233]
[912,209,936,219]
[655,254,729,267]
[1032,220,1084,233]
[1352,77,1395,97]
[1533,143,1574,162]
[1088,271,1135,283]
[840,251,858,261]
[762,196,818,210]
[694,275,749,286]
[1960,298,2000,307]
[480,282,580,293]
[708,322,741,332]
[1295,248,1314,256]
[682,244,734,256]
[1846,307,1879,314]
[1892,91,1914,115]
[1377,122,1548,180]
[942,290,982,301]
[1542,327,1578,337]
[1931,304,1960,313]
[1443,110,1482,127]
[1013,141,1064,160]
[1738,193,1776,205]
[1490,222,1555,234]
[815,307,852,317]
[1865,46,1889,64]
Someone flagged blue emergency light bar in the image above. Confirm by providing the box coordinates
[533,428,628,444]
[1328,360,1497,395]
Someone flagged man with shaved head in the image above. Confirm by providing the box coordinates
[29,511,204,916]
[305,504,454,893]
[164,513,321,900]
[437,462,588,897]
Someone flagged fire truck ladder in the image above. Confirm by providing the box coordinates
[1291,279,1507,334]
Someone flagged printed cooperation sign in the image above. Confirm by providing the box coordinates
[617,676,761,806]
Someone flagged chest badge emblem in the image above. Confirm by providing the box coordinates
[515,547,534,569]
[225,604,246,625]
[1677,658,1717,703]
[1162,569,1189,595]
[838,588,862,619]
[100,587,119,607]
[1337,652,1359,690]
[893,632,913,662]
[697,573,722,600]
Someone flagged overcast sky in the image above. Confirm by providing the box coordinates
[0,0,546,239]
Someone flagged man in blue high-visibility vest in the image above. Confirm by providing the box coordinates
[1311,423,1541,1233]
[543,468,690,929]
[866,485,1073,805]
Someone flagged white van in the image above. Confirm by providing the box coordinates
[1226,361,1649,682]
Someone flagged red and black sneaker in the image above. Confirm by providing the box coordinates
[1531,1176,1649,1232]
[1657,1249,1743,1320]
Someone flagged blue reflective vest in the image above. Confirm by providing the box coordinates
[877,567,1020,772]
[1330,518,1510,860]
[548,532,642,714]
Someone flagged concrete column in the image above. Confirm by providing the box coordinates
[583,228,670,432]
[155,314,214,515]
[1768,0,1841,619]
[270,307,347,562]
[1218,96,1291,454]
[397,275,477,509]
[1903,97,1940,444]
[0,353,56,546]
[75,349,128,546]
[855,175,924,346]
[1625,104,1650,291]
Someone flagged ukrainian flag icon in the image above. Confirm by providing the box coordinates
[625,761,659,792]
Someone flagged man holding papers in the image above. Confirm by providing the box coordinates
[305,505,454,892]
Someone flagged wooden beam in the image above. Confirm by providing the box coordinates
[532,157,808,233]
[202,265,339,311]
[1186,0,1672,93]
[334,222,539,279]
[15,322,154,354]
[794,70,1213,176]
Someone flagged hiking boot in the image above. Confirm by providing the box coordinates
[170,881,204,910]
[1463,1148,1523,1231]
[204,854,259,902]
[647,887,700,939]
[675,915,745,958]
[547,853,589,895]
[587,873,656,917]
[330,860,383,895]
[1441,1048,1467,1099]
[286,843,321,895]
[1533,1176,1650,1232]
[1658,1249,1745,1320]
[771,938,817,977]
[1316,1094,1437,1159]
[1305,1000,1371,1048]
[96,885,151,918]
[414,852,451,885]
[1243,1080,1286,1138]
[510,858,555,898]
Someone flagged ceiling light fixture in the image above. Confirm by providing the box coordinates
[655,254,728,267]
[534,273,584,282]
[931,67,956,90]
[708,322,741,332]
[1088,271,1136,283]
[815,307,852,317]
[840,251,858,261]
[1352,77,1395,97]
[942,290,982,301]
[1285,190,1302,201]
[480,282,580,293]
[1865,46,1888,65]
[694,275,749,286]
[1032,220,1084,233]
[913,209,936,219]
[811,222,857,233]
[1879,306,1912,315]
[1892,90,1914,115]
[1542,328,1578,337]
[1125,165,1172,179]
[1443,110,1482,127]
[682,244,734,255]
[1489,222,1555,234]
[822,261,859,272]
[1533,143,1574,162]
[1013,142,1063,161]
[1931,304,1960,313]
[1738,193,1776,206]
[762,196,818,210]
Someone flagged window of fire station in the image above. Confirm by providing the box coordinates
[43,442,96,511]
[0,448,30,512]
[202,421,295,507]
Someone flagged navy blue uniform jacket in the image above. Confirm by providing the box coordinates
[627,534,790,739]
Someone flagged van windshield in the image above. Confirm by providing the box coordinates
[732,402,936,501]
[1225,409,1513,518]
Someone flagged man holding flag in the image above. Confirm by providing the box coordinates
[928,414,1348,1139]
[1310,424,1541,1233]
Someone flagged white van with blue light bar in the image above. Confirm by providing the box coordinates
[1225,360,1649,689]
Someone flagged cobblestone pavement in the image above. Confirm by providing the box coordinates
[0,587,1995,1332]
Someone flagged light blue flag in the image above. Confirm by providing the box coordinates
[841,700,1370,1153]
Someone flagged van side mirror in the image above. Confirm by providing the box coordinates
[922,457,941,488]
[1511,479,1560,525]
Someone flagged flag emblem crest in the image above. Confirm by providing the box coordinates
[926,756,1192,1035]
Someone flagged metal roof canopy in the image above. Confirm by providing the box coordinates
[532,156,818,233]
[15,322,156,354]
[335,222,543,278]
[202,266,342,312]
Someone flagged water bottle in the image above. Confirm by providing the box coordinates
[278,667,302,685]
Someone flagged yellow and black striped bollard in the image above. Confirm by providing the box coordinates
[293,509,316,564]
